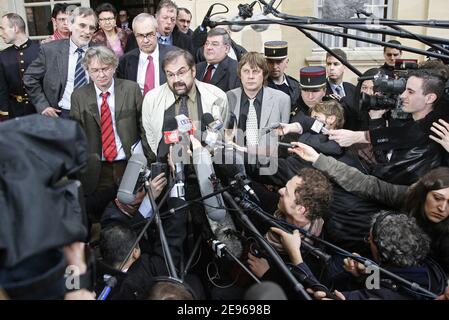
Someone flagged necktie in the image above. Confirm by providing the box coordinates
[74,48,87,90]
[100,92,117,162]
[202,64,215,83]
[246,98,258,146]
[158,37,167,45]
[178,95,189,117]
[335,85,344,97]
[143,55,155,96]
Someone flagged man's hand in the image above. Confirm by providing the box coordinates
[288,141,320,163]
[63,242,87,275]
[368,109,388,120]
[273,122,303,136]
[150,172,167,199]
[270,227,303,265]
[41,107,61,117]
[436,286,449,300]
[430,119,449,153]
[247,252,270,278]
[343,253,366,277]
[307,288,346,300]
[328,129,368,147]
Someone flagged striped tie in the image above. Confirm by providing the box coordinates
[100,92,117,162]
[74,48,87,90]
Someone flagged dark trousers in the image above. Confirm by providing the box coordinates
[86,160,127,223]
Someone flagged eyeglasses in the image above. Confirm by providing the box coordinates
[204,41,225,48]
[89,66,113,75]
[135,32,156,41]
[166,67,191,80]
[99,17,115,23]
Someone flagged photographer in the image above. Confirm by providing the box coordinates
[327,67,448,185]
[273,212,445,300]
[288,142,449,274]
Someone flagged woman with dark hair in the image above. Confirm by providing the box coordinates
[288,141,449,274]
[91,3,131,58]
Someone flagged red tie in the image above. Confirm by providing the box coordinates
[202,64,215,83]
[100,92,117,162]
[144,55,155,96]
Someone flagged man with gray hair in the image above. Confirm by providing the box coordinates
[0,13,40,119]
[195,28,240,92]
[117,13,176,96]
[24,7,97,118]
[70,45,142,222]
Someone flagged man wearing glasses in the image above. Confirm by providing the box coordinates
[70,45,142,223]
[117,13,176,96]
[24,7,97,118]
[42,3,71,44]
[195,28,240,93]
[141,48,228,163]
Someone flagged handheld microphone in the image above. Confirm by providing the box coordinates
[175,114,195,136]
[297,116,329,135]
[117,153,148,205]
[163,117,180,144]
[202,113,223,132]
[262,122,281,135]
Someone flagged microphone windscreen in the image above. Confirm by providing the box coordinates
[244,281,287,300]
[117,153,147,204]
[163,117,178,132]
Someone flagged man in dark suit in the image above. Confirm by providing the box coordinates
[117,13,176,96]
[195,28,240,93]
[123,1,193,55]
[264,41,300,110]
[23,7,97,119]
[325,49,357,129]
[70,45,142,222]
[0,13,40,119]
[176,7,193,36]
[192,15,247,63]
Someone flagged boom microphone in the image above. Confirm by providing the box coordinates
[117,153,148,205]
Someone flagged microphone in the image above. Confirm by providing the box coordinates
[117,153,148,205]
[192,146,226,222]
[296,116,329,135]
[229,2,257,32]
[202,113,223,132]
[191,145,243,257]
[201,4,215,29]
[261,122,281,135]
[250,12,270,32]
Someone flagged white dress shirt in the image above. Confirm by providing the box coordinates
[58,39,89,110]
[136,45,161,95]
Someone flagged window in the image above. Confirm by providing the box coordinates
[315,0,391,48]
[18,0,89,39]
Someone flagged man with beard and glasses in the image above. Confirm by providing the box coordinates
[141,48,228,163]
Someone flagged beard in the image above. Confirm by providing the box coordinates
[170,80,193,96]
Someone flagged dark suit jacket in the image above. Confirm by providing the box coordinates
[116,44,176,84]
[23,39,76,113]
[195,56,240,92]
[70,78,143,195]
[192,26,247,62]
[124,29,194,55]
[326,79,358,130]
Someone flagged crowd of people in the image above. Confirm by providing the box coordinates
[1,0,449,301]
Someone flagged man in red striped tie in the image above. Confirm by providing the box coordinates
[70,45,143,223]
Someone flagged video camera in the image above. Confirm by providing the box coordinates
[360,59,418,119]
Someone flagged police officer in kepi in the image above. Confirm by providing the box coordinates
[290,66,327,123]
[264,41,300,111]
[0,13,40,119]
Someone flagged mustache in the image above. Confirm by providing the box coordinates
[173,81,186,86]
